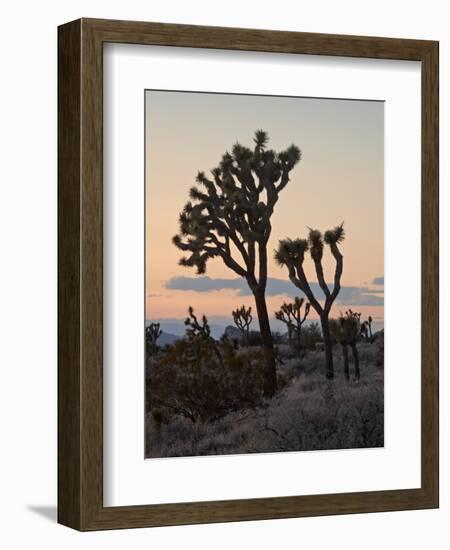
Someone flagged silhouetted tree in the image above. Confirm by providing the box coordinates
[366,315,374,343]
[173,130,302,396]
[232,305,253,346]
[360,321,368,342]
[275,297,310,356]
[346,310,361,380]
[275,223,345,379]
[361,315,374,343]
[185,306,223,368]
[146,322,162,356]
[330,309,361,381]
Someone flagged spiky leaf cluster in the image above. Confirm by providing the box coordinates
[275,223,345,316]
[274,238,308,267]
[331,309,361,345]
[173,130,302,276]
[324,223,345,245]
[308,228,324,261]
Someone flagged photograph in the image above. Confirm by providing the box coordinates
[144,90,384,459]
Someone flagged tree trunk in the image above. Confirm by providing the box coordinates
[253,289,277,397]
[212,341,224,369]
[351,343,360,380]
[341,343,349,381]
[296,326,302,357]
[239,328,245,348]
[320,314,334,379]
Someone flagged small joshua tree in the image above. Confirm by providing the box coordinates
[344,310,361,380]
[361,315,373,343]
[275,223,345,379]
[185,306,211,340]
[366,315,373,343]
[330,310,361,381]
[173,130,302,397]
[275,297,310,356]
[232,305,252,346]
[185,306,223,367]
[360,321,368,342]
[145,322,161,356]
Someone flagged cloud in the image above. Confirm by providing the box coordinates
[166,276,384,306]
[167,276,247,293]
[337,287,384,306]
[372,277,384,285]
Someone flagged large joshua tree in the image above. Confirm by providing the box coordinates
[173,130,302,397]
[274,224,345,379]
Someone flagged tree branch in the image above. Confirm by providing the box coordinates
[291,262,323,315]
[312,257,331,300]
[328,242,343,306]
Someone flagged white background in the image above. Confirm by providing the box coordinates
[104,45,421,505]
[0,0,448,548]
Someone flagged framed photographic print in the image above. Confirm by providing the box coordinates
[58,18,439,530]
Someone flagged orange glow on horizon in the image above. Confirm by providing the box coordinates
[145,91,384,326]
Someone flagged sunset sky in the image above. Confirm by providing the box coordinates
[145,91,384,332]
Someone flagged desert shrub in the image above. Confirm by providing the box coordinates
[147,336,266,424]
[356,342,378,362]
[245,330,284,347]
[146,335,384,458]
[220,333,240,350]
[146,372,384,457]
[271,331,284,345]
[278,343,298,360]
[301,322,322,350]
[375,330,384,369]
[247,330,263,346]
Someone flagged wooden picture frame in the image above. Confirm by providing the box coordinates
[58,18,439,531]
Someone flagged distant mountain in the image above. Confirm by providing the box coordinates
[146,318,384,341]
[158,331,180,346]
[146,319,228,340]
[224,325,241,340]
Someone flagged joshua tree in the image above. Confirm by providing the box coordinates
[173,130,302,397]
[361,315,374,343]
[145,322,162,356]
[360,321,368,342]
[366,315,374,343]
[330,310,361,381]
[275,297,311,356]
[275,223,345,379]
[330,317,349,380]
[185,306,210,340]
[232,305,253,346]
[185,306,223,367]
[344,310,361,380]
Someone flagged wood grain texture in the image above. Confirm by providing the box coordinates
[58,18,439,531]
[420,41,439,506]
[57,19,82,530]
